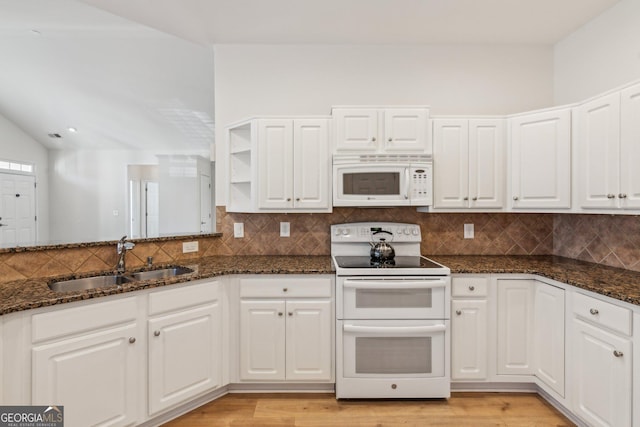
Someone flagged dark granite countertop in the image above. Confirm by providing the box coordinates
[1,255,639,316]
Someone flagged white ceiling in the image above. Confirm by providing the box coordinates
[0,0,620,153]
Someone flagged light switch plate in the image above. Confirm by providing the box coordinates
[182,241,199,253]
[234,222,244,238]
[280,222,290,237]
[464,223,474,239]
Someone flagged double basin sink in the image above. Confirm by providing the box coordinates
[48,266,194,293]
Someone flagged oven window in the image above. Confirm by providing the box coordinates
[355,337,432,374]
[343,172,400,195]
[356,289,432,309]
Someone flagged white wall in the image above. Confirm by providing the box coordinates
[554,0,640,104]
[0,113,49,242]
[213,44,554,204]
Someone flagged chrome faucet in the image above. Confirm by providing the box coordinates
[116,235,135,274]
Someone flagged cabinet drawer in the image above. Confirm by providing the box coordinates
[149,280,220,316]
[452,276,488,297]
[32,297,138,343]
[240,277,332,298]
[573,292,632,336]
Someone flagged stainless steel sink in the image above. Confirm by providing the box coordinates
[48,274,134,293]
[128,266,194,281]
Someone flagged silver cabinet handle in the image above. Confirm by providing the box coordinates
[469,286,475,291]
[613,350,624,357]
[607,194,615,199]
[154,330,161,337]
[455,310,462,315]
[590,308,599,315]
[513,196,519,201]
[619,193,627,199]
[278,312,283,316]
[129,337,136,344]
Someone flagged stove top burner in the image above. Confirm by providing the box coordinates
[334,256,444,269]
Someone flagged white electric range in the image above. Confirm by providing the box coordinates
[332,222,451,399]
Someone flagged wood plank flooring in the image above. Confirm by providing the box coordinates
[163,392,575,426]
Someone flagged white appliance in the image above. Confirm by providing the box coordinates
[332,222,451,399]
[333,155,433,207]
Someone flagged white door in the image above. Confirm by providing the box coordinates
[451,299,488,380]
[433,119,469,208]
[497,279,535,375]
[534,282,565,397]
[469,119,505,208]
[509,109,571,208]
[145,181,160,237]
[258,119,293,209]
[619,83,640,209]
[0,173,36,246]
[333,109,378,152]
[572,318,632,427]
[285,300,332,381]
[129,180,142,238]
[199,174,212,232]
[576,93,621,209]
[148,303,221,415]
[32,323,138,427]
[240,300,286,381]
[383,109,429,153]
[293,119,330,210]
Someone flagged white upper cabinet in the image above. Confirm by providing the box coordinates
[577,82,640,210]
[333,107,430,154]
[433,118,505,209]
[226,117,331,213]
[509,107,572,209]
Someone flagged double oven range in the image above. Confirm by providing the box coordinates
[332,222,451,399]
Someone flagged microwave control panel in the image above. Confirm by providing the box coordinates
[410,165,432,205]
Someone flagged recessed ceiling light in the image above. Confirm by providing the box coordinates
[67,127,77,133]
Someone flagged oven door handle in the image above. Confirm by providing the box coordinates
[343,324,447,335]
[404,168,410,200]
[342,279,447,289]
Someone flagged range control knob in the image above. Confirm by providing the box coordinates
[342,228,350,235]
[334,228,342,236]
[403,227,410,235]
[411,228,419,236]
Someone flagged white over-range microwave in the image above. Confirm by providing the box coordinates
[333,154,433,207]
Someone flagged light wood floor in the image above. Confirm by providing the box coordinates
[163,392,575,426]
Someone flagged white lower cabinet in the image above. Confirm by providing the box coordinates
[31,297,140,427]
[571,293,633,427]
[238,276,333,382]
[147,281,222,416]
[533,281,565,397]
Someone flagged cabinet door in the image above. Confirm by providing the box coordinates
[285,300,332,381]
[509,109,571,208]
[469,119,505,209]
[620,83,640,209]
[497,279,535,375]
[333,109,378,152]
[433,119,469,208]
[576,93,621,209]
[240,300,286,381]
[32,323,138,427]
[148,303,221,415]
[258,119,294,209]
[572,318,632,427]
[293,119,330,210]
[383,109,430,153]
[451,299,488,380]
[534,282,565,397]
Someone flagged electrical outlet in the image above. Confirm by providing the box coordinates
[234,222,244,238]
[280,222,290,237]
[182,241,199,253]
[464,223,474,239]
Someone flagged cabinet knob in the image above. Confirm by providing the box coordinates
[455,310,462,315]
[288,312,293,316]
[129,337,136,344]
[469,286,475,291]
[286,198,291,202]
[388,137,392,142]
[472,197,478,201]
[589,308,599,315]
[463,197,469,201]
[619,193,627,199]
[607,194,615,199]
[513,196,519,201]
[613,350,624,358]
[296,198,300,201]
[278,312,283,316]
[283,288,288,292]
[391,384,397,389]
[154,330,161,337]
[371,137,376,142]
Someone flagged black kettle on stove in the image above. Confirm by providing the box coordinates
[369,230,395,261]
